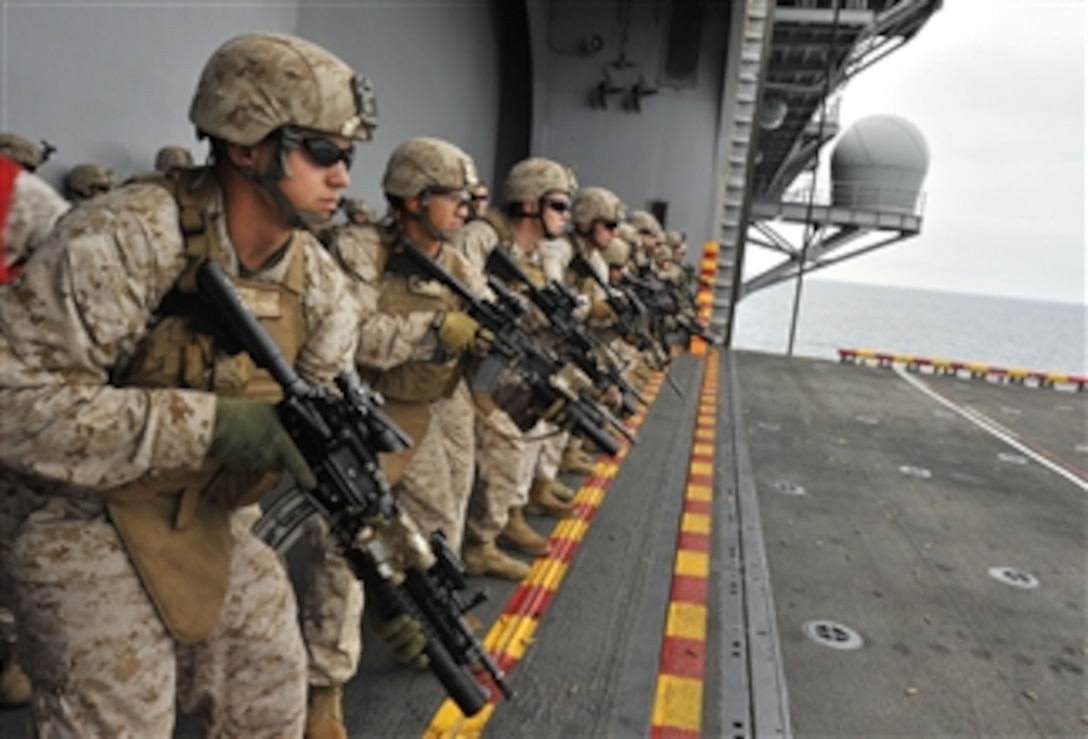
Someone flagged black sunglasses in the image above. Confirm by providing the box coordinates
[544,199,571,213]
[424,187,471,208]
[300,137,355,170]
[470,193,489,202]
[600,220,619,230]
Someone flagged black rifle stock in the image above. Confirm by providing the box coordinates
[391,237,626,455]
[195,260,509,716]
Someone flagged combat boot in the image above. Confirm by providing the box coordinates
[0,658,31,707]
[305,684,347,739]
[560,445,596,476]
[525,478,575,519]
[499,507,551,556]
[548,479,577,504]
[462,541,531,580]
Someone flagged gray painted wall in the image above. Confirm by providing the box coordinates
[527,0,730,245]
[1,0,503,209]
[295,1,503,206]
[3,0,729,247]
[1,1,299,190]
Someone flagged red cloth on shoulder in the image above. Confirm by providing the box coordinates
[0,154,25,284]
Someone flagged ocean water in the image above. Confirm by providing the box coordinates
[732,279,1088,375]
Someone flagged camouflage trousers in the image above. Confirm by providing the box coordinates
[469,414,566,544]
[469,407,529,544]
[395,380,475,553]
[0,476,30,654]
[6,495,307,737]
[533,426,568,481]
[301,517,363,688]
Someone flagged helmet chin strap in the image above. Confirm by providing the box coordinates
[575,224,598,248]
[233,129,328,234]
[406,191,457,244]
[534,196,576,241]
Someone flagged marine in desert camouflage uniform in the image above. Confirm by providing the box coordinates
[311,138,484,730]
[0,132,55,173]
[451,157,585,580]
[332,137,485,549]
[64,162,116,202]
[546,185,651,465]
[0,153,69,707]
[342,196,376,226]
[0,32,371,736]
[155,145,196,181]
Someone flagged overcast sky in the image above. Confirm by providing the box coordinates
[762,0,1085,305]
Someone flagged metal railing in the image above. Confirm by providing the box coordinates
[778,180,925,215]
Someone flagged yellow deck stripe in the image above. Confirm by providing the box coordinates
[686,483,713,502]
[652,348,720,735]
[652,675,704,731]
[665,602,708,641]
[681,512,711,534]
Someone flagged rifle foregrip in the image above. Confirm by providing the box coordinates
[564,402,622,457]
[424,636,491,716]
[368,570,493,716]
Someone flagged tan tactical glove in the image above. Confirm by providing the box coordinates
[588,299,617,323]
[572,294,591,323]
[372,612,429,669]
[208,397,317,491]
[435,310,480,352]
[601,384,624,413]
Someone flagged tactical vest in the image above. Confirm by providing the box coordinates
[481,209,515,247]
[561,234,598,297]
[106,168,308,644]
[362,226,465,404]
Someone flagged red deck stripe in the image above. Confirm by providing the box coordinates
[677,530,711,553]
[660,635,708,680]
[683,499,712,516]
[669,574,709,604]
[652,348,719,736]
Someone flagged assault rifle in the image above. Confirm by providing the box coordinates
[623,273,717,347]
[389,237,630,454]
[568,252,669,361]
[484,248,647,417]
[675,311,718,346]
[196,260,509,717]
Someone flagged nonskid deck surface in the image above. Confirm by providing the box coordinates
[737,351,1086,739]
[2,350,1083,738]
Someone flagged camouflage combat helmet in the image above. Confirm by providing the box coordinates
[616,221,640,245]
[503,157,577,204]
[155,145,194,172]
[572,186,625,225]
[342,197,376,221]
[664,230,685,249]
[382,137,478,198]
[628,210,664,240]
[65,163,116,199]
[600,236,631,267]
[189,32,377,146]
[0,133,48,171]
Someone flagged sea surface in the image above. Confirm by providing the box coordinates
[732,279,1088,375]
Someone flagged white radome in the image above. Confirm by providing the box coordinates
[830,114,929,213]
